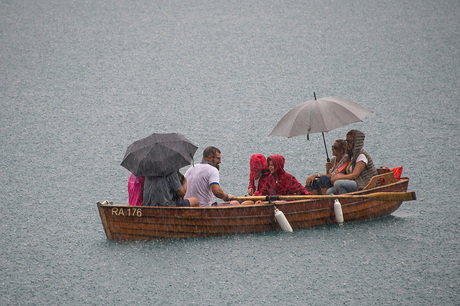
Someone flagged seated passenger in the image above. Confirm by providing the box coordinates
[258,154,310,195]
[128,174,144,206]
[326,130,378,195]
[184,146,235,206]
[175,170,200,207]
[248,154,270,196]
[143,170,199,207]
[305,139,350,194]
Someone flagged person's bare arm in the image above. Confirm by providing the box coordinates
[211,184,234,201]
[176,177,187,198]
[325,161,332,174]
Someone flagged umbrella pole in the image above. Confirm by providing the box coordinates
[315,92,329,162]
[322,132,330,162]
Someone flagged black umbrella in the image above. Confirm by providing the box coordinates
[121,133,198,176]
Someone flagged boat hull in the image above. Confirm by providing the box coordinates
[98,178,410,240]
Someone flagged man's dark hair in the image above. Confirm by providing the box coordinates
[203,146,221,159]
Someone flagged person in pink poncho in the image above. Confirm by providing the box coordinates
[128,174,145,206]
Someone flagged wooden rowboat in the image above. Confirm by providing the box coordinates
[97,171,415,241]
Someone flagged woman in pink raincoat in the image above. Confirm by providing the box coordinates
[128,174,145,206]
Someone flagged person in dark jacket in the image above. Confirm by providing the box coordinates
[326,130,378,195]
[143,170,199,207]
[258,154,310,196]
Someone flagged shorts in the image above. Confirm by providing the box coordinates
[176,199,191,207]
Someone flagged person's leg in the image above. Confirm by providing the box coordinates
[333,180,358,194]
[185,197,200,207]
[318,176,332,188]
[326,187,335,195]
[176,199,191,207]
[318,176,332,194]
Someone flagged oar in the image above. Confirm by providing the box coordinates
[235,191,416,202]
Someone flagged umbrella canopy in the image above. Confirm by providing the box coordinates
[270,96,371,160]
[270,97,371,138]
[121,133,198,176]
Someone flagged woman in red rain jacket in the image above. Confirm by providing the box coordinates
[259,154,310,196]
[248,154,271,196]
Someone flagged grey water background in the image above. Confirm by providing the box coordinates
[1,0,459,304]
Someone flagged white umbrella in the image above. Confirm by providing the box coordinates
[270,94,371,161]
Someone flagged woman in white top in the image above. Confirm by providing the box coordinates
[326,130,378,195]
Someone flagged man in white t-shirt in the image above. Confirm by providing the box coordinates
[185,146,235,207]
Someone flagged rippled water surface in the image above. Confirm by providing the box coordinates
[1,0,459,304]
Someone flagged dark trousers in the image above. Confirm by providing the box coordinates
[306,176,333,195]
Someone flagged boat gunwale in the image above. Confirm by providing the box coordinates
[99,177,410,210]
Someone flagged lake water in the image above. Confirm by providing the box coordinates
[1,0,459,304]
